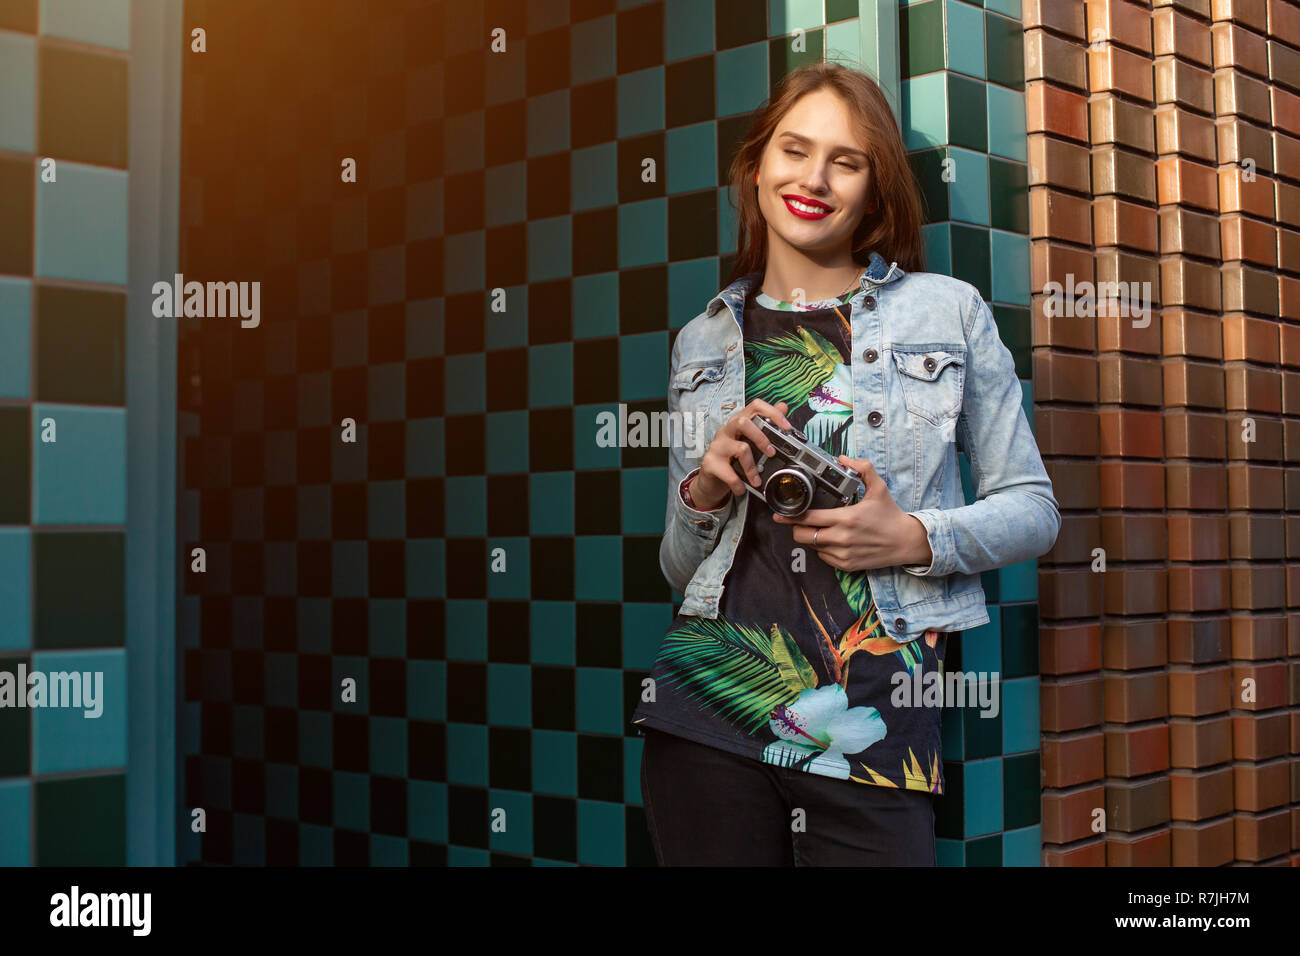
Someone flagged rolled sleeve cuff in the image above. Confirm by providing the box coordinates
[675,468,733,541]
[901,509,954,577]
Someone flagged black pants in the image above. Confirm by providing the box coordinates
[640,726,937,866]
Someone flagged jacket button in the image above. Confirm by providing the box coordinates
[893,618,906,631]
[863,348,878,363]
[923,356,937,372]
[867,410,883,427]
[863,295,876,310]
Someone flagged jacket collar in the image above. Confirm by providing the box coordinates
[705,250,905,321]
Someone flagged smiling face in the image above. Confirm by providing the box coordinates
[756,88,874,263]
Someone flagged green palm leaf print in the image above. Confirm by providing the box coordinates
[744,326,845,413]
[657,617,817,734]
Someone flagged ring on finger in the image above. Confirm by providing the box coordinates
[812,528,820,547]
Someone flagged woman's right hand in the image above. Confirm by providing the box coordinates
[689,400,794,510]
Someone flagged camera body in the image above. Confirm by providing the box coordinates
[730,414,867,517]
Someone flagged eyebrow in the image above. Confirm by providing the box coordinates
[777,131,868,160]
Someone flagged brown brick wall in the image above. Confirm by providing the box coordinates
[1027,0,1300,866]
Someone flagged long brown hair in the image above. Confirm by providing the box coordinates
[726,63,926,283]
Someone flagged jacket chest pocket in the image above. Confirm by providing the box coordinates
[891,347,966,425]
[672,359,725,392]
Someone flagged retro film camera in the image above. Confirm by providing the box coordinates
[731,414,867,517]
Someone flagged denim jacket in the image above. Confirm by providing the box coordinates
[659,251,1061,642]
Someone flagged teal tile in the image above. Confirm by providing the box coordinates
[367,480,404,540]
[332,770,369,831]
[998,555,1038,602]
[446,722,488,786]
[570,14,615,82]
[488,665,527,723]
[405,539,445,599]
[623,737,644,806]
[444,354,485,415]
[945,0,985,78]
[987,84,1026,161]
[35,773,124,865]
[667,121,718,194]
[618,198,667,269]
[488,788,533,855]
[485,409,528,475]
[443,231,485,294]
[370,834,408,866]
[988,157,1028,233]
[989,229,1029,304]
[768,0,824,35]
[901,0,945,78]
[963,756,1003,837]
[264,763,297,820]
[575,536,621,601]
[922,222,951,272]
[232,704,262,759]
[717,184,739,255]
[1003,825,1041,866]
[960,607,1001,674]
[486,535,529,599]
[1000,676,1038,753]
[486,285,527,350]
[573,272,619,339]
[32,404,125,525]
[408,780,448,844]
[446,599,487,661]
[529,342,573,407]
[368,363,404,421]
[947,73,987,152]
[0,529,30,650]
[666,0,714,61]
[332,656,367,714]
[448,846,489,866]
[530,472,574,536]
[948,146,989,225]
[985,0,1021,17]
[298,823,332,865]
[0,278,30,398]
[406,297,444,358]
[950,223,990,300]
[669,258,718,329]
[824,18,862,64]
[0,31,35,151]
[484,161,525,226]
[533,729,578,796]
[34,162,127,285]
[528,215,572,282]
[330,541,366,597]
[573,405,620,468]
[531,602,575,665]
[622,601,671,669]
[716,43,768,117]
[619,330,668,400]
[264,652,297,708]
[0,779,30,865]
[526,90,568,157]
[406,660,444,721]
[370,715,407,776]
[621,467,665,535]
[578,798,625,866]
[617,66,664,139]
[576,666,624,735]
[572,143,617,212]
[985,10,1025,90]
[902,73,948,150]
[39,0,130,50]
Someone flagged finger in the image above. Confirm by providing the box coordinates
[737,416,777,460]
[731,438,763,487]
[703,453,747,498]
[748,399,793,430]
[773,507,838,527]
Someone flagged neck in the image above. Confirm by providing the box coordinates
[760,241,863,304]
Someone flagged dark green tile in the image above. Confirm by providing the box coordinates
[768,29,824,86]
[962,684,1003,758]
[0,657,31,777]
[826,0,859,23]
[988,157,1028,233]
[35,286,126,406]
[668,189,718,262]
[38,46,128,169]
[1003,752,1042,829]
[947,73,988,152]
[35,773,125,865]
[900,0,945,78]
[909,147,951,224]
[965,833,1002,866]
[34,532,124,649]
[0,0,37,33]
[0,408,29,525]
[934,760,964,838]
[1000,603,1039,678]
[715,0,767,50]
[984,11,1025,91]
[993,304,1031,380]
[0,156,34,276]
[950,223,991,301]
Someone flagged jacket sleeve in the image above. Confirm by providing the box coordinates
[901,288,1061,577]
[659,333,735,596]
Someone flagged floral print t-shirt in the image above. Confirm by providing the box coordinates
[632,280,949,794]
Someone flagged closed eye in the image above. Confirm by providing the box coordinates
[783,148,859,170]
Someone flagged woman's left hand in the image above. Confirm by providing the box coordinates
[772,455,932,571]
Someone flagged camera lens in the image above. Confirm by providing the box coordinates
[765,469,812,517]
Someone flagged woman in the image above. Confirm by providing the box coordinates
[631,63,1060,866]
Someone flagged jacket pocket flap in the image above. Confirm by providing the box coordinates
[672,361,724,390]
[892,348,965,382]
